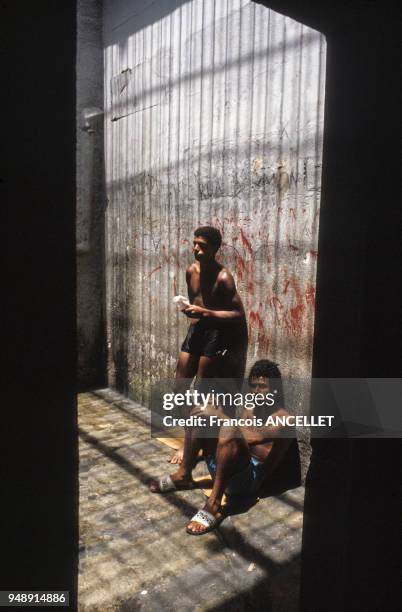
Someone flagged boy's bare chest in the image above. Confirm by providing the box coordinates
[189,272,222,304]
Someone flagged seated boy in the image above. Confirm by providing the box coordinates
[150,360,299,535]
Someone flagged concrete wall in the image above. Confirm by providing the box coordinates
[77,0,106,388]
[103,0,326,419]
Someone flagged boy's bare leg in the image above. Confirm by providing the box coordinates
[186,427,250,534]
[152,360,219,491]
[195,355,220,379]
[169,354,219,464]
[150,424,203,491]
[168,352,199,464]
[175,351,199,386]
[171,354,220,465]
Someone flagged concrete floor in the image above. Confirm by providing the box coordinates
[78,390,304,611]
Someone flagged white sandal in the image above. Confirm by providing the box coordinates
[186,508,223,535]
[151,474,195,493]
[157,474,176,492]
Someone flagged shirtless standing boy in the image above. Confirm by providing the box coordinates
[178,226,247,379]
[169,226,248,463]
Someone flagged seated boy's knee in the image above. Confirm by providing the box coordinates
[217,431,245,455]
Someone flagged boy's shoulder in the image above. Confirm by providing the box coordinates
[217,266,234,284]
[186,262,199,274]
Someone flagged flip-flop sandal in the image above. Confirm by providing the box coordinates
[151,474,196,493]
[186,508,223,535]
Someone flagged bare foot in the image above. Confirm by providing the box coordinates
[186,498,223,535]
[168,447,184,464]
[168,447,204,464]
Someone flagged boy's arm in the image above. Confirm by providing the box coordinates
[185,266,194,303]
[241,408,290,444]
[184,271,245,319]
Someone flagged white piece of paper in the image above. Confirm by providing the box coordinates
[173,295,190,309]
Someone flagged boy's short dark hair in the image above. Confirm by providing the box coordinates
[248,359,281,381]
[194,226,222,250]
[248,359,285,407]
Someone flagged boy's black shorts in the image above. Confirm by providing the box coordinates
[181,320,231,357]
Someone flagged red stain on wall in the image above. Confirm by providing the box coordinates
[305,284,316,306]
[146,265,162,279]
[276,276,308,335]
[249,310,264,330]
[235,255,246,280]
[269,296,284,325]
[289,303,305,335]
[286,276,303,302]
[257,331,270,353]
[248,307,270,353]
[239,228,253,255]
[270,296,283,309]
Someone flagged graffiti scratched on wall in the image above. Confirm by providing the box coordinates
[104,0,326,403]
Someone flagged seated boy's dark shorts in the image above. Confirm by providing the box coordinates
[181,320,231,358]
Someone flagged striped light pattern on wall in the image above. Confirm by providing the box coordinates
[104,0,326,404]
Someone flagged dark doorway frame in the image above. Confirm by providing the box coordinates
[4,2,401,611]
